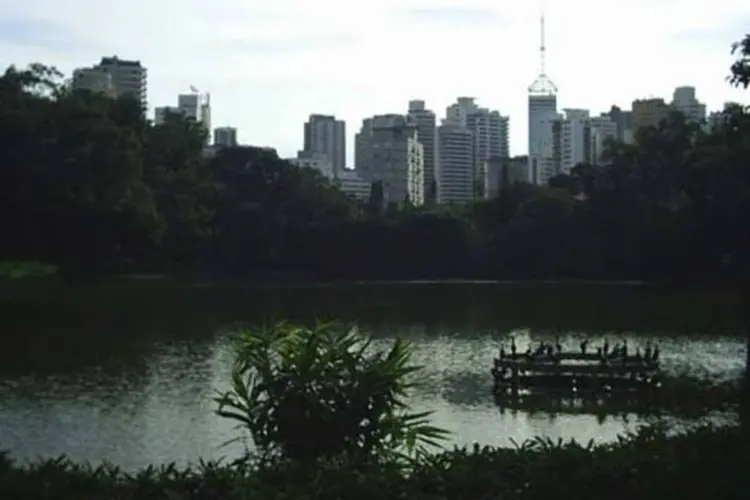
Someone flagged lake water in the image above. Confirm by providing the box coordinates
[0,281,746,470]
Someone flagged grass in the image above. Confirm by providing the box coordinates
[0,424,746,499]
[0,260,58,280]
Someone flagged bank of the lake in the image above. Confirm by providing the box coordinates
[0,282,746,470]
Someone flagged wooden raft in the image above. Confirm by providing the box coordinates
[491,342,662,396]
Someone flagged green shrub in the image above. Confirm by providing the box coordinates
[215,320,449,464]
[0,260,58,279]
[0,425,746,499]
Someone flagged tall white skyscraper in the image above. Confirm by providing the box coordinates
[303,114,346,177]
[437,122,475,204]
[527,11,558,185]
[94,56,147,108]
[177,89,211,143]
[408,100,438,204]
[444,97,510,195]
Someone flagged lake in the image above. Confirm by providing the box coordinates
[0,281,746,471]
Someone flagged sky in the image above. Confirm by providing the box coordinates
[1,0,749,161]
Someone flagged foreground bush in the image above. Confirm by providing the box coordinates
[0,425,746,499]
[215,321,448,463]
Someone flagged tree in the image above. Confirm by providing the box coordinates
[215,321,448,464]
[367,180,384,217]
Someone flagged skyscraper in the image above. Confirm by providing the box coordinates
[527,11,558,185]
[303,114,346,177]
[437,123,475,204]
[407,100,438,204]
[94,56,147,107]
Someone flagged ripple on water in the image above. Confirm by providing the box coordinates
[0,329,745,471]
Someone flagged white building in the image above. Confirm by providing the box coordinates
[671,86,706,123]
[444,97,510,197]
[437,123,475,204]
[178,91,211,126]
[538,109,616,180]
[213,126,238,147]
[94,56,147,107]
[356,114,424,206]
[528,87,558,185]
[71,67,114,96]
[407,100,438,203]
[303,114,346,178]
[335,169,371,201]
[287,151,335,180]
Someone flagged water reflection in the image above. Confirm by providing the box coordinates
[0,283,746,470]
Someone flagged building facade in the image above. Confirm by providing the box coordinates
[484,156,529,198]
[437,123,475,204]
[71,67,115,96]
[288,151,334,179]
[407,100,438,204]
[632,98,670,131]
[213,127,238,147]
[303,114,346,178]
[357,114,424,206]
[154,106,179,125]
[588,116,617,164]
[335,169,372,201]
[671,86,706,123]
[94,56,147,107]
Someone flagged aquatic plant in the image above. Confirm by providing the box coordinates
[214,320,449,464]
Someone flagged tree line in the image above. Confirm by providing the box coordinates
[1,38,749,284]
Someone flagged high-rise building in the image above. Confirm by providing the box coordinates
[335,170,372,201]
[356,114,424,206]
[303,114,346,178]
[632,98,670,131]
[176,89,211,143]
[671,86,706,123]
[288,151,334,179]
[94,56,147,107]
[154,106,179,125]
[444,97,510,193]
[527,12,558,185]
[407,100,438,204]
[71,67,115,96]
[213,127,238,147]
[588,116,617,164]
[485,156,529,198]
[437,123,475,204]
[354,117,373,174]
[601,105,632,142]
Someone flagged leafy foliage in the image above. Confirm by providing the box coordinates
[1,34,749,286]
[0,424,745,499]
[215,321,449,463]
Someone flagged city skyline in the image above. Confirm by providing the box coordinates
[1,0,749,161]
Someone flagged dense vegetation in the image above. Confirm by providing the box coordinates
[1,321,747,499]
[1,38,749,284]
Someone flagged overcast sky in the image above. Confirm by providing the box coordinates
[1,0,749,160]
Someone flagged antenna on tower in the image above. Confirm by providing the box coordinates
[527,0,557,95]
[540,2,546,76]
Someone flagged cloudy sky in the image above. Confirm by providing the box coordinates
[1,0,749,160]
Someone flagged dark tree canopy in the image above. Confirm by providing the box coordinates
[0,35,749,286]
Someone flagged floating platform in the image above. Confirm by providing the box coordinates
[491,341,662,396]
